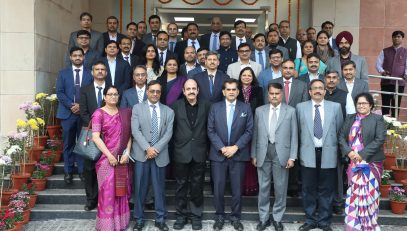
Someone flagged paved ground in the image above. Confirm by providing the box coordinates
[23,219,407,231]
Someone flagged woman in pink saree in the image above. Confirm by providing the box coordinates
[92,86,132,231]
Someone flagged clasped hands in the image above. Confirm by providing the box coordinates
[107,154,129,166]
[348,151,362,162]
[145,147,159,159]
[221,145,238,158]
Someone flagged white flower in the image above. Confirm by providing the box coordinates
[1,156,12,165]
[404,136,407,141]
[0,159,5,166]
[46,94,58,101]
[387,130,392,135]
[6,145,21,156]
[392,121,402,128]
[383,115,397,123]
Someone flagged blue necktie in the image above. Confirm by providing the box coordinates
[97,86,103,108]
[151,105,159,145]
[227,103,235,145]
[170,42,175,52]
[191,41,196,49]
[159,52,164,66]
[239,38,243,45]
[74,69,80,103]
[212,34,218,51]
[208,74,214,95]
[314,105,323,139]
[258,51,265,70]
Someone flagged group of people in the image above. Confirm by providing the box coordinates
[55,11,406,231]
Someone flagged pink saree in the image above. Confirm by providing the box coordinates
[92,108,132,231]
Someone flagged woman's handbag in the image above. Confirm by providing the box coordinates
[73,121,101,161]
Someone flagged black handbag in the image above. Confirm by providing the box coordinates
[73,121,101,161]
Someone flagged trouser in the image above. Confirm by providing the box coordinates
[61,114,83,174]
[83,158,98,205]
[381,84,405,117]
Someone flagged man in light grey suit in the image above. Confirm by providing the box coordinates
[131,80,174,231]
[251,82,298,231]
[142,15,161,46]
[120,65,148,108]
[337,60,369,115]
[296,79,343,231]
[227,43,262,80]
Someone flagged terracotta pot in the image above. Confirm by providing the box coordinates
[380,184,391,198]
[13,221,24,231]
[391,166,407,183]
[31,178,47,191]
[27,146,44,162]
[402,179,407,193]
[47,125,61,139]
[28,194,38,208]
[33,135,48,147]
[22,209,31,224]
[1,189,18,205]
[384,154,396,170]
[11,173,30,191]
[45,165,55,177]
[0,205,9,211]
[390,200,407,214]
[5,225,17,231]
[19,161,36,176]
[53,150,62,163]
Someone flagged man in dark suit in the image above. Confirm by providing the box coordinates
[167,22,181,52]
[207,79,253,231]
[118,37,142,69]
[79,61,109,211]
[102,16,125,54]
[179,46,200,77]
[200,16,222,51]
[217,31,238,73]
[231,20,254,51]
[171,79,211,230]
[175,23,201,64]
[56,47,93,185]
[142,15,161,45]
[101,40,132,95]
[251,33,268,71]
[120,65,148,108]
[298,53,325,84]
[156,31,178,66]
[65,30,100,70]
[193,51,229,103]
[68,12,104,56]
[126,22,146,57]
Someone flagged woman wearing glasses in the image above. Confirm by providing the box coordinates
[92,85,132,231]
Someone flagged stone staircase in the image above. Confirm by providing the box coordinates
[28,162,407,225]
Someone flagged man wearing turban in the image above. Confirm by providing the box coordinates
[326,31,369,82]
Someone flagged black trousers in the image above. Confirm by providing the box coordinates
[83,158,98,206]
[381,84,405,117]
[174,160,205,219]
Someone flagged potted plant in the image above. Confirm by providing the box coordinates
[30,163,48,191]
[0,208,16,231]
[390,126,407,183]
[9,192,30,225]
[39,153,54,177]
[21,184,37,209]
[46,139,62,164]
[380,170,392,197]
[383,116,398,169]
[0,150,15,208]
[45,94,61,139]
[389,186,407,214]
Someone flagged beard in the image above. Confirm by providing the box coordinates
[339,46,350,55]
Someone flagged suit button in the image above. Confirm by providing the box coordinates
[191,138,195,141]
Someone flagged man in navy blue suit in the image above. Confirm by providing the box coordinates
[101,40,132,95]
[207,78,253,231]
[56,47,93,184]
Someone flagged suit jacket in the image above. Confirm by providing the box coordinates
[296,100,344,168]
[338,113,386,163]
[200,33,212,50]
[142,32,156,45]
[264,45,290,60]
[102,32,125,49]
[231,36,254,51]
[226,61,262,80]
[237,85,264,115]
[298,73,325,84]
[188,66,205,79]
[171,99,211,163]
[68,29,104,55]
[207,100,254,162]
[79,82,110,125]
[258,68,282,100]
[270,77,309,107]
[64,49,101,71]
[174,39,201,64]
[56,67,93,119]
[251,103,298,167]
[337,78,369,99]
[180,63,201,78]
[130,101,174,167]
[101,57,132,95]
[119,87,147,109]
[117,52,142,69]
[326,54,369,82]
[131,38,146,57]
[193,70,229,103]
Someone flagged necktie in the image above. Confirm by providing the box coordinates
[124,56,130,65]
[152,35,156,45]
[239,38,243,45]
[74,69,80,103]
[159,52,164,66]
[314,105,323,139]
[227,103,235,145]
[170,42,175,52]
[284,81,290,104]
[151,105,159,145]
[258,51,265,70]
[212,34,218,51]
[191,41,196,49]
[97,86,103,108]
[208,74,214,95]
[269,107,277,143]
[138,90,143,103]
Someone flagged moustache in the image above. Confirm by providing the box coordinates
[188,93,196,96]
[311,65,317,69]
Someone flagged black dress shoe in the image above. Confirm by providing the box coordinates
[256,220,270,231]
[84,202,97,211]
[288,191,299,197]
[132,221,144,231]
[64,173,73,184]
[298,223,317,231]
[78,173,85,182]
[191,217,202,230]
[213,219,224,230]
[333,205,344,215]
[173,217,187,230]
[273,221,284,231]
[154,222,169,231]
[318,225,333,231]
[144,202,155,210]
[231,220,244,231]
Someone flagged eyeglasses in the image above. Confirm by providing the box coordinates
[77,36,90,40]
[224,88,238,91]
[310,87,325,90]
[134,73,147,77]
[357,102,370,106]
[106,93,119,97]
[149,90,161,94]
[238,50,251,53]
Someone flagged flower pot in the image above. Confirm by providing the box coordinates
[1,189,18,205]
[45,165,55,177]
[31,178,47,191]
[47,125,61,139]
[33,135,48,147]
[22,209,31,224]
[27,146,44,162]
[13,221,24,231]
[53,150,62,163]
[390,200,407,214]
[384,154,396,170]
[0,205,9,211]
[19,161,36,176]
[380,184,391,198]
[391,166,407,183]
[28,194,38,208]
[11,173,30,191]
[402,179,407,193]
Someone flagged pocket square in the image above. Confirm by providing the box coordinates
[240,112,247,117]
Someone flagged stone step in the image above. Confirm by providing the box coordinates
[29,204,407,225]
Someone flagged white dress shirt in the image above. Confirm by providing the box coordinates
[122,52,131,65]
[312,100,325,147]
[93,81,106,105]
[188,39,200,50]
[345,79,356,114]
[307,72,320,81]
[148,100,161,129]
[210,32,220,51]
[107,57,117,84]
[226,100,237,124]
[72,65,84,85]
[283,77,293,97]
[235,36,247,49]
[136,85,146,103]
[268,103,281,130]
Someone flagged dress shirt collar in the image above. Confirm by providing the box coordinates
[72,65,83,72]
[225,99,237,106]
[135,85,146,92]
[93,81,105,89]
[312,99,325,108]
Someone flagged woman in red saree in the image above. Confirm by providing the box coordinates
[92,86,132,231]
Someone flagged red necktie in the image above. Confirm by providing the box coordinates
[284,80,290,104]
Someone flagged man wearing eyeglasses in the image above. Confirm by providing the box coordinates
[227,43,262,80]
[120,65,148,108]
[65,30,101,70]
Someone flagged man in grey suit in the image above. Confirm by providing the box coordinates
[326,31,369,82]
[337,60,369,115]
[142,15,161,46]
[251,82,298,231]
[227,43,262,80]
[67,12,104,56]
[167,22,181,52]
[298,53,325,84]
[296,79,343,231]
[120,65,148,108]
[131,80,174,231]
[265,30,290,60]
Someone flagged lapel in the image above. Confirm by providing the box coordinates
[115,59,121,82]
[214,72,223,92]
[220,101,228,131]
[179,101,191,129]
[322,101,333,141]
[276,103,287,130]
[232,101,241,126]
[262,105,270,131]
[158,103,166,135]
[288,78,296,103]
[143,101,152,132]
[306,101,314,137]
[194,101,205,128]
[66,68,74,89]
[89,84,97,107]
